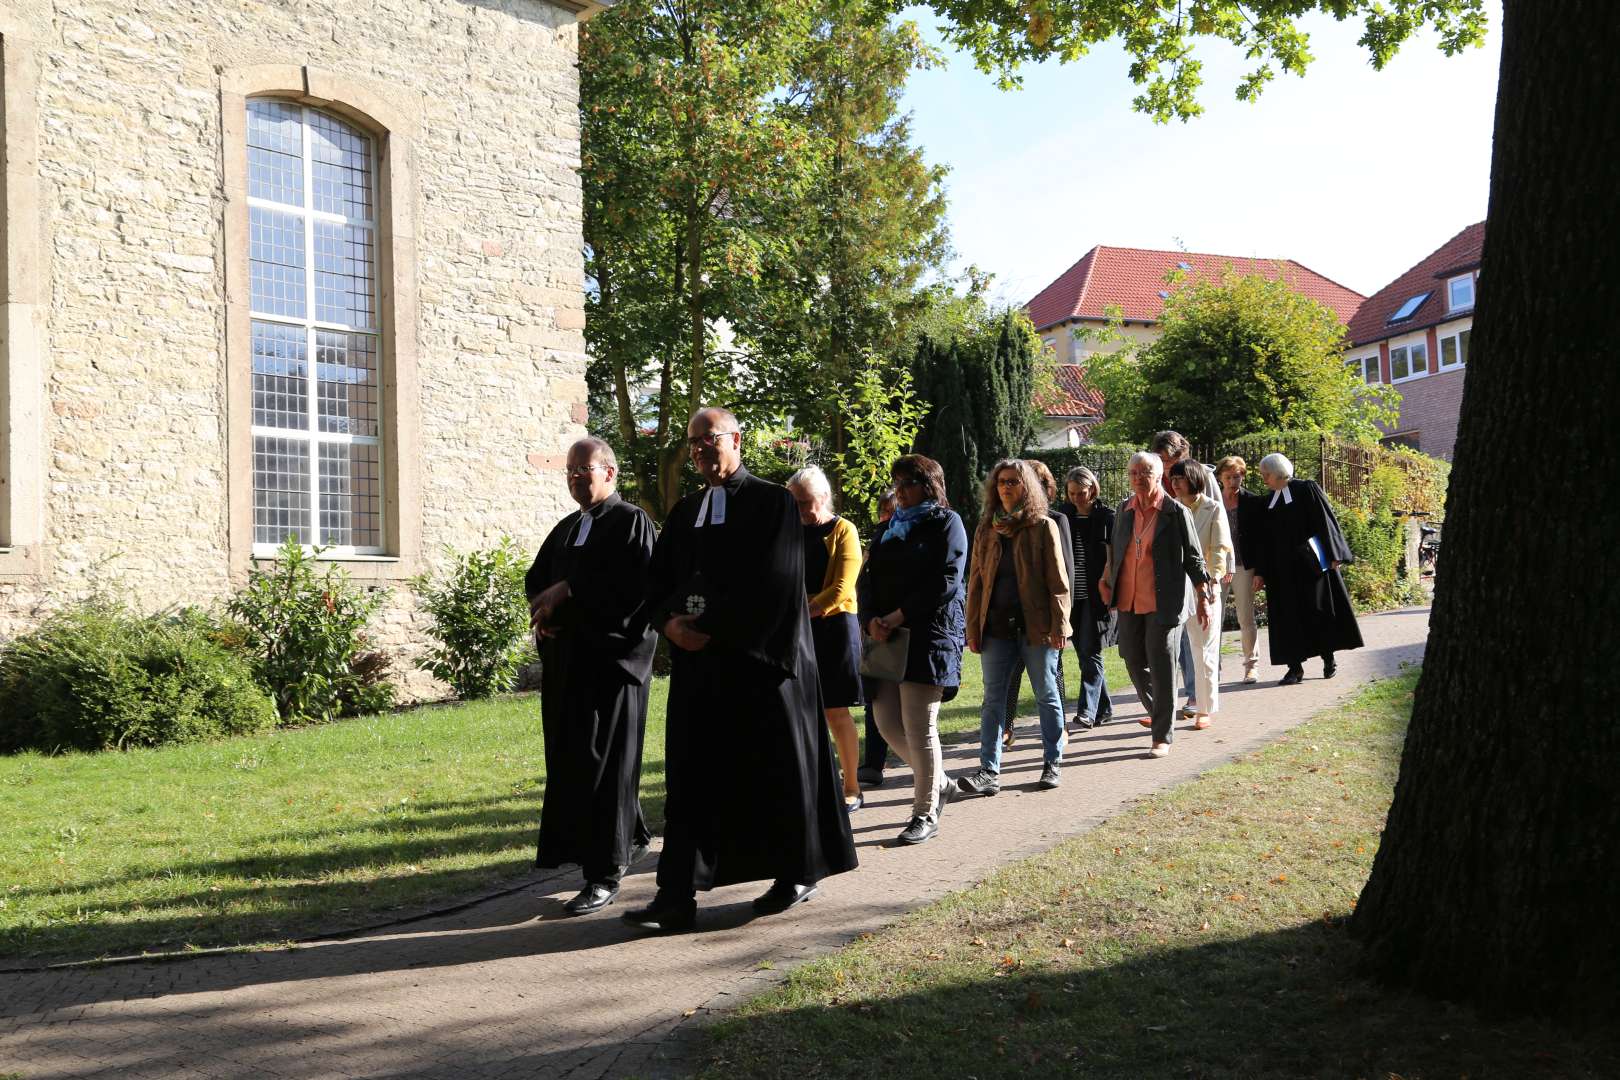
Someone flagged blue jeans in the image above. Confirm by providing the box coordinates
[1178,622,1196,704]
[1073,612,1112,722]
[979,635,1066,772]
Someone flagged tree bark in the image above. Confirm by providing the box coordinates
[1352,0,1620,1023]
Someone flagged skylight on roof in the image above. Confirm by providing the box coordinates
[1387,292,1431,324]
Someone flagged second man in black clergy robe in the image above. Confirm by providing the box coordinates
[1253,465,1365,683]
[527,437,657,916]
[623,407,858,931]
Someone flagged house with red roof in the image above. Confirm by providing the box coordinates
[1024,245,1366,448]
[1344,222,1484,460]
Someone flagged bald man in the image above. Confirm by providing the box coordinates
[623,408,858,931]
[527,437,657,916]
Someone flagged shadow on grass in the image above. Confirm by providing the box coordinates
[3,783,670,962]
[705,919,1618,1080]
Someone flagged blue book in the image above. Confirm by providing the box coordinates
[1306,535,1330,572]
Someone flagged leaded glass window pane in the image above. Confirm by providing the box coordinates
[252,322,309,429]
[250,207,306,318]
[247,99,305,206]
[315,330,380,437]
[314,221,376,328]
[309,111,374,221]
[253,436,311,545]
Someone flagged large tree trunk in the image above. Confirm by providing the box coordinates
[1352,0,1620,1022]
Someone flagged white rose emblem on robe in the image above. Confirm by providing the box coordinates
[684,594,707,616]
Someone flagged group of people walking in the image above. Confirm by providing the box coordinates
[524,410,1363,929]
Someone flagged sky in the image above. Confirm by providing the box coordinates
[896,3,1502,305]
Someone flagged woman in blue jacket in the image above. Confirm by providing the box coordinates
[857,454,968,847]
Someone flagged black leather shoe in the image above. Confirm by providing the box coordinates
[621,891,697,932]
[856,766,885,787]
[753,880,818,915]
[1279,667,1305,686]
[563,882,619,916]
[1322,655,1337,679]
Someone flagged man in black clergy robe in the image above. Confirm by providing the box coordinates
[1252,453,1365,685]
[527,437,657,916]
[622,407,859,932]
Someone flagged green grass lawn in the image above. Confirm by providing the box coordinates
[701,671,1619,1079]
[0,643,1141,963]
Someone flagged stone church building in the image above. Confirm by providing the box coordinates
[1,1,605,692]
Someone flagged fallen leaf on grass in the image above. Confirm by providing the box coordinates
[971,936,987,947]
[1226,892,1246,902]
[1273,874,1289,884]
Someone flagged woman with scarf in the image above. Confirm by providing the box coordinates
[856,455,969,846]
[957,459,1071,797]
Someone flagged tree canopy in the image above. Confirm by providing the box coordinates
[919,0,1489,121]
[1084,269,1398,446]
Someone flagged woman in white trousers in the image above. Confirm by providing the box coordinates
[1169,459,1232,729]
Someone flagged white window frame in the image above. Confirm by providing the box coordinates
[246,100,386,558]
[1388,335,1431,385]
[1437,324,1471,370]
[1447,273,1475,313]
[1346,352,1381,385]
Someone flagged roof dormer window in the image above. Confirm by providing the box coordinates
[1387,292,1431,325]
[1447,274,1475,312]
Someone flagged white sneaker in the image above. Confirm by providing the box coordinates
[1242,667,1258,685]
[1149,743,1170,759]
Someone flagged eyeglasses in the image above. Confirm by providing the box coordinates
[893,476,922,489]
[996,477,1024,488]
[686,430,739,449]
[564,464,608,479]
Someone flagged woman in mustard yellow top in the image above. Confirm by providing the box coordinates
[788,466,865,811]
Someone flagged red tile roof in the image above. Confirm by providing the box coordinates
[1039,364,1106,419]
[1024,245,1366,331]
[1346,222,1485,347]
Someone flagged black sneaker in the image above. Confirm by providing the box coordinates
[956,768,1001,797]
[897,816,937,845]
[1038,763,1060,789]
[1096,710,1114,726]
[621,890,696,932]
[1071,711,1095,731]
[627,840,652,865]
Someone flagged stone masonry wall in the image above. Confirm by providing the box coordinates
[0,0,590,698]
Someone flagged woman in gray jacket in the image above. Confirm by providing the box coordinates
[1100,452,1213,759]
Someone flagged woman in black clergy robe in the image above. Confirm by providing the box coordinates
[526,440,658,917]
[623,407,858,932]
[1252,451,1365,685]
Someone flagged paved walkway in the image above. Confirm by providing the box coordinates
[0,609,1429,1080]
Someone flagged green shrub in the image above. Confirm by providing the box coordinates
[1340,505,1404,611]
[227,537,393,724]
[0,603,277,754]
[410,538,532,699]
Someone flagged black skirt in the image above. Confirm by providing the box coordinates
[810,611,865,709]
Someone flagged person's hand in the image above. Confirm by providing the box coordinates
[1099,580,1113,605]
[664,614,711,652]
[529,581,570,633]
[967,636,981,654]
[1196,596,1211,633]
[1221,572,1233,586]
[1050,632,1067,650]
[808,598,826,618]
[869,618,893,643]
[1253,575,1265,591]
[1331,560,1343,570]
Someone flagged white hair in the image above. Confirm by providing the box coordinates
[786,464,833,506]
[1128,450,1163,476]
[1258,452,1294,480]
